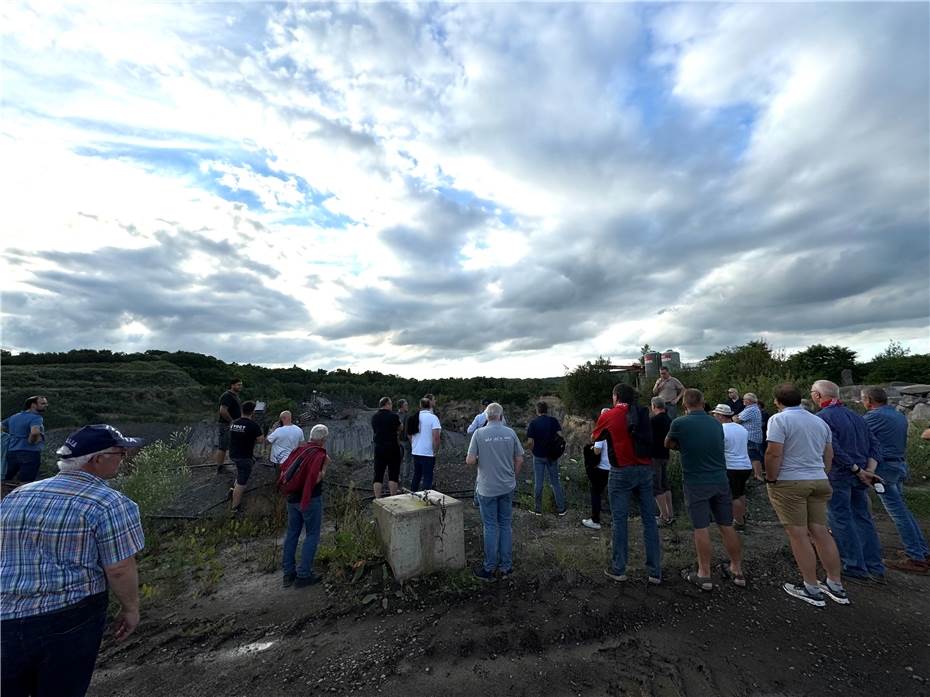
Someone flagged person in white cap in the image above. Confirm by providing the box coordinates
[711,404,753,530]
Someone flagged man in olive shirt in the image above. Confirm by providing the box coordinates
[653,367,684,420]
[666,389,744,591]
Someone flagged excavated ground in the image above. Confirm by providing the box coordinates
[88,455,930,697]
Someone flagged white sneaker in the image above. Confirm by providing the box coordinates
[582,518,601,530]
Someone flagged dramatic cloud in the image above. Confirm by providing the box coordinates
[1,2,927,376]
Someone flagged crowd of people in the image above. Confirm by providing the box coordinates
[1,372,928,696]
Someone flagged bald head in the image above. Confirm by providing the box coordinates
[279,410,293,425]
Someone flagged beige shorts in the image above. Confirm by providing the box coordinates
[766,479,832,527]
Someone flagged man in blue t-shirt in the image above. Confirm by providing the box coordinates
[525,401,566,516]
[2,396,48,482]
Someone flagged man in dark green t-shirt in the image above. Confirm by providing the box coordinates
[666,388,744,592]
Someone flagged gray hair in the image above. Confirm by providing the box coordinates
[650,397,665,410]
[309,424,329,441]
[55,444,98,472]
[812,380,839,398]
[601,407,612,414]
[862,386,888,404]
[743,393,758,403]
[485,402,504,420]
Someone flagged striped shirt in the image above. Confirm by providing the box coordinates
[736,404,763,444]
[0,470,144,620]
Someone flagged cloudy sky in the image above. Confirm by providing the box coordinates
[1,2,928,378]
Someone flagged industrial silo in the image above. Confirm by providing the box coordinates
[643,351,662,377]
[661,350,682,372]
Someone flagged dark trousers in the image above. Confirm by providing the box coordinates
[411,455,435,491]
[4,451,41,482]
[1,592,108,697]
[589,468,609,523]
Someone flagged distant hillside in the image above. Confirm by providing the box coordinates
[1,349,563,428]
[1,360,211,428]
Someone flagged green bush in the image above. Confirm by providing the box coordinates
[907,420,930,484]
[115,430,190,519]
[315,483,380,572]
[562,356,617,418]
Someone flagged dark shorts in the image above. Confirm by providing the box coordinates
[373,443,401,484]
[652,458,669,495]
[684,483,734,529]
[233,457,254,486]
[4,450,41,482]
[747,441,764,463]
[727,469,752,499]
[216,423,231,451]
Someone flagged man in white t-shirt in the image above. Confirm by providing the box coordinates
[410,397,441,491]
[711,404,752,529]
[764,383,847,608]
[266,411,304,468]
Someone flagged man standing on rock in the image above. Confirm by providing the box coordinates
[811,380,885,581]
[410,397,441,491]
[1,395,48,483]
[267,410,304,470]
[371,397,402,498]
[526,401,567,516]
[862,386,929,573]
[594,385,661,584]
[764,384,848,606]
[466,402,523,581]
[653,367,684,420]
[666,389,744,591]
[215,378,243,473]
[724,388,744,416]
[1,424,145,696]
[228,400,264,514]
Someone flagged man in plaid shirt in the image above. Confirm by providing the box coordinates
[1,424,146,697]
[734,393,765,481]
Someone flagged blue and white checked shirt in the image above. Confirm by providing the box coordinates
[0,470,144,620]
[736,404,763,444]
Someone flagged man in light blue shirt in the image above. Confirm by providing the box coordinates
[862,386,929,573]
[1,396,48,482]
[466,403,523,582]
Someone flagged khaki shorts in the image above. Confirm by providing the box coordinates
[766,479,832,527]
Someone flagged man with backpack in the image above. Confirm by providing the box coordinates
[279,424,330,588]
[593,384,661,584]
[526,401,567,516]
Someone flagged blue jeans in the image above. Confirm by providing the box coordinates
[4,450,41,483]
[477,492,513,572]
[411,455,435,491]
[533,456,566,513]
[607,466,662,578]
[283,496,323,578]
[1,592,107,697]
[828,477,884,576]
[399,443,414,488]
[875,460,929,561]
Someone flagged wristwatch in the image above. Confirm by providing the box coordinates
[765,478,777,484]
[851,464,861,474]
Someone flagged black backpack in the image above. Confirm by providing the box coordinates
[626,404,653,459]
[406,412,421,437]
[546,432,566,460]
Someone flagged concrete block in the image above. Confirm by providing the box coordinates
[372,490,465,582]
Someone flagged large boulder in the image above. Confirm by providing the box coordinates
[899,384,930,396]
[909,403,930,423]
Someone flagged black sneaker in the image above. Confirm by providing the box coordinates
[499,568,514,580]
[604,568,628,582]
[817,581,850,605]
[474,567,498,583]
[782,582,826,607]
[282,572,296,588]
[294,573,322,588]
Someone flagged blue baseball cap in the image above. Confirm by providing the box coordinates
[59,424,144,459]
